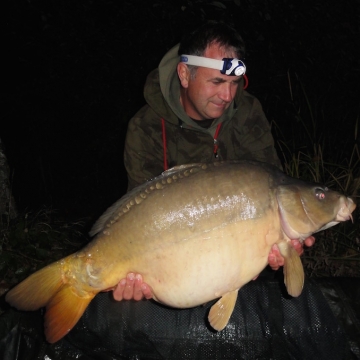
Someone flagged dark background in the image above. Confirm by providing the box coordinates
[3,0,359,227]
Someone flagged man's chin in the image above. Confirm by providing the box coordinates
[207,104,227,118]
[206,110,226,119]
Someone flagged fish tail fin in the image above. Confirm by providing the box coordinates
[278,242,304,297]
[44,285,95,343]
[5,262,64,311]
[6,258,97,343]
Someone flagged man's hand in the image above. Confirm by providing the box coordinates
[113,273,153,301]
[268,236,315,271]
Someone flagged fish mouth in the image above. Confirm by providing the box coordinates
[336,213,353,222]
[310,197,356,234]
[336,197,356,223]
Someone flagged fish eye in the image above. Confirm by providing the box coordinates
[315,188,326,200]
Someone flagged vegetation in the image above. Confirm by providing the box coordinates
[0,208,87,299]
[272,72,360,278]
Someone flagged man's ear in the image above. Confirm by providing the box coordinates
[177,63,191,88]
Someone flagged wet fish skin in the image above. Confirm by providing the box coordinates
[5,161,356,343]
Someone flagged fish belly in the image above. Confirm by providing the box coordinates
[128,219,273,308]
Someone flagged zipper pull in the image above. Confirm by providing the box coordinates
[214,138,219,158]
[213,123,222,158]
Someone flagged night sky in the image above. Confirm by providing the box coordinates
[3,0,359,226]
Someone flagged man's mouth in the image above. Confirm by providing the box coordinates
[211,102,227,108]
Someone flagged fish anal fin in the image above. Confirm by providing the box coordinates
[208,290,238,331]
[45,285,96,343]
[5,262,63,311]
[278,241,304,297]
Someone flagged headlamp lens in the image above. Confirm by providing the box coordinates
[221,58,246,76]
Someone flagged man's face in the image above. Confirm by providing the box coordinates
[178,43,242,120]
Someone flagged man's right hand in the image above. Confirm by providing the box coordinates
[113,273,153,301]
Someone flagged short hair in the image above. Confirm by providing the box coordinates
[178,21,246,60]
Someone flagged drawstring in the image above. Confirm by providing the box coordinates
[161,75,248,170]
[213,123,222,158]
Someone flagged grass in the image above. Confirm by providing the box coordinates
[284,145,360,277]
[272,73,360,278]
[0,207,87,299]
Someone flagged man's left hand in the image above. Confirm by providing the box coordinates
[268,236,315,271]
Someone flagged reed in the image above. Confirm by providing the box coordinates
[272,73,360,277]
[0,207,86,300]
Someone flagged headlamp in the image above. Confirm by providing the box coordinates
[180,55,246,76]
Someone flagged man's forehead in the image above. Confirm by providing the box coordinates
[196,67,241,82]
[204,42,236,59]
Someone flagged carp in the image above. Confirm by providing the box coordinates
[5,161,356,343]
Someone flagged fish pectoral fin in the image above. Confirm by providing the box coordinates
[279,242,304,297]
[45,285,96,343]
[208,290,238,331]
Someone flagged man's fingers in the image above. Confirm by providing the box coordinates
[133,274,145,301]
[290,239,304,256]
[304,236,315,247]
[268,254,280,271]
[141,283,154,299]
[268,245,283,270]
[113,273,136,301]
[122,273,136,300]
[113,278,127,301]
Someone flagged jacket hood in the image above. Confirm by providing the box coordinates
[144,44,246,135]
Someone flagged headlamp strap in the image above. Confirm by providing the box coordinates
[180,55,246,76]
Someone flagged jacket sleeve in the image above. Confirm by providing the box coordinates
[124,106,165,191]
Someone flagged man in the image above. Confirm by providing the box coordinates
[113,21,314,301]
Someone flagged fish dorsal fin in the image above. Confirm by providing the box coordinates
[208,290,238,331]
[278,241,304,297]
[161,163,207,176]
[45,285,95,343]
[89,163,209,237]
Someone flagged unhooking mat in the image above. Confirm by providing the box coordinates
[0,275,359,360]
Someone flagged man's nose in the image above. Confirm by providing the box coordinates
[218,83,234,102]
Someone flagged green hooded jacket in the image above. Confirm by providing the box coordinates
[124,45,281,190]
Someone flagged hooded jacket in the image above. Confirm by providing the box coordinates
[124,45,281,190]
